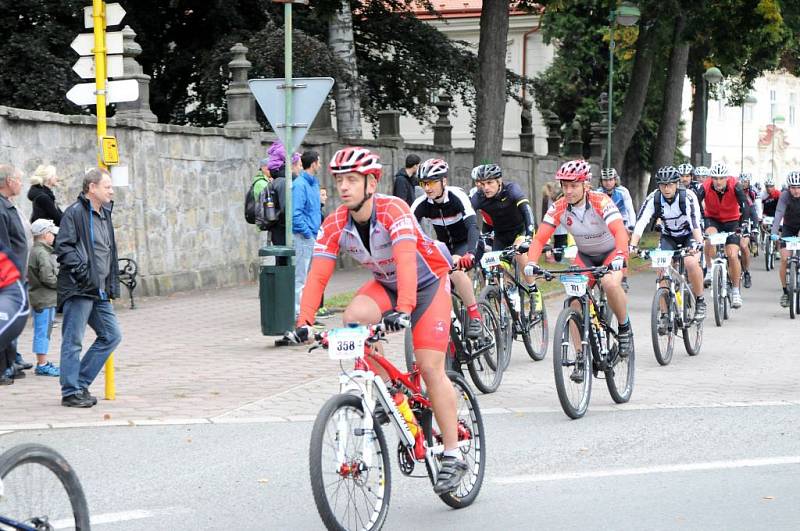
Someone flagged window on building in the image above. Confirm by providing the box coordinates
[771,89,778,119]
[790,93,796,126]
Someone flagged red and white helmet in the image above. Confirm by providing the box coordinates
[556,159,592,182]
[329,147,382,180]
[418,158,449,181]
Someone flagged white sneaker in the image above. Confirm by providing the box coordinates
[731,290,742,309]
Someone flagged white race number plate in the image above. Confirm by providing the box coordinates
[327,326,369,360]
[650,250,672,268]
[480,251,502,268]
[560,274,588,297]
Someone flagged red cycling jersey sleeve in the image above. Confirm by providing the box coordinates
[296,258,336,327]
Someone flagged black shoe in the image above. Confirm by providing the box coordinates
[466,317,482,339]
[0,368,14,385]
[743,271,752,289]
[62,393,95,408]
[14,354,32,370]
[12,367,25,379]
[79,388,98,406]
[618,325,634,358]
[569,367,585,384]
[433,456,469,495]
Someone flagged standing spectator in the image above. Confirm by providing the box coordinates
[252,158,271,247]
[392,154,421,206]
[540,182,568,262]
[56,167,122,408]
[28,219,60,376]
[292,151,322,318]
[28,164,63,225]
[0,164,31,380]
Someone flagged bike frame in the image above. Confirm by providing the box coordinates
[651,249,695,327]
[709,236,730,301]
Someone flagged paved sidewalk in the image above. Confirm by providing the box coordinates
[0,268,370,430]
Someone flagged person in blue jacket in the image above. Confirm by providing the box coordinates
[292,151,322,317]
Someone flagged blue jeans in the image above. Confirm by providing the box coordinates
[32,307,56,354]
[59,297,122,397]
[294,235,315,316]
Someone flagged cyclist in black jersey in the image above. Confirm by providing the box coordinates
[412,159,482,338]
[470,164,537,281]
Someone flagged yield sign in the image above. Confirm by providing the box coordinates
[249,77,334,153]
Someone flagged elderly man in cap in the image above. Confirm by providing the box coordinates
[28,218,60,376]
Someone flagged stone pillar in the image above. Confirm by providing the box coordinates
[519,100,535,154]
[114,25,157,122]
[377,110,403,143]
[545,111,561,156]
[567,119,583,157]
[589,120,603,162]
[433,93,453,148]
[225,43,259,132]
[309,100,336,137]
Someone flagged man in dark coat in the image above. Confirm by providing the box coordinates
[392,154,421,206]
[56,168,122,407]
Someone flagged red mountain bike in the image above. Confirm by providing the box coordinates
[308,323,485,531]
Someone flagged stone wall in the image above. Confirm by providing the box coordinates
[0,105,537,297]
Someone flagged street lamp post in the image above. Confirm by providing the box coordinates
[701,66,723,166]
[740,94,757,174]
[771,114,785,180]
[606,1,640,168]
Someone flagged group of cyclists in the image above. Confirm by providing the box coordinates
[285,145,800,503]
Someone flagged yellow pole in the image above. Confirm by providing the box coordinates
[93,0,115,400]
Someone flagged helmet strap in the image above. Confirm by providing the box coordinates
[349,177,373,215]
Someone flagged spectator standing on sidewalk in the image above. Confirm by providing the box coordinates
[28,219,60,377]
[292,150,322,318]
[0,164,32,385]
[266,143,301,246]
[0,164,32,382]
[28,164,64,225]
[252,158,271,247]
[392,154,421,206]
[56,167,122,408]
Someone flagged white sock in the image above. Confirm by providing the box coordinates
[443,448,462,459]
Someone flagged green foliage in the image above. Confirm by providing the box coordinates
[0,0,87,114]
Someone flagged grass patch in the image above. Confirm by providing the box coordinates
[325,290,356,310]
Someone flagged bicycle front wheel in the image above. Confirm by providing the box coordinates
[712,266,724,327]
[0,443,91,531]
[790,261,797,320]
[553,307,592,419]
[309,394,391,531]
[521,289,548,361]
[681,292,703,356]
[650,287,675,366]
[467,302,504,394]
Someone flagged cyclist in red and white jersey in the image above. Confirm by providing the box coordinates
[525,160,634,358]
[288,147,468,494]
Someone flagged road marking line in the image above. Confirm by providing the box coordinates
[495,456,800,485]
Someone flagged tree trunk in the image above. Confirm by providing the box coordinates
[328,0,362,138]
[610,13,658,173]
[689,69,705,166]
[624,142,647,208]
[473,0,510,167]
[650,14,690,191]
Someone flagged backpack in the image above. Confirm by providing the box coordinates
[652,189,686,229]
[244,177,280,229]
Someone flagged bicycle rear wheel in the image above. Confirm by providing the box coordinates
[467,302,504,393]
[424,372,486,509]
[650,287,675,366]
[712,266,724,327]
[553,307,591,419]
[681,293,703,356]
[310,394,391,531]
[0,443,91,531]
[521,288,548,361]
[479,285,512,370]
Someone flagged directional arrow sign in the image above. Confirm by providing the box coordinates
[66,79,139,106]
[73,55,124,79]
[84,3,126,28]
[71,32,124,56]
[249,77,334,153]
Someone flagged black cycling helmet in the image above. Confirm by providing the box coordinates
[474,164,502,182]
[656,166,680,184]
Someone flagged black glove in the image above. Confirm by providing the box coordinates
[286,325,313,344]
[382,310,410,332]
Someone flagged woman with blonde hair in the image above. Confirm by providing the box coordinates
[28,165,63,225]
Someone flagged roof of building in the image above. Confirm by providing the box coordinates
[413,1,541,19]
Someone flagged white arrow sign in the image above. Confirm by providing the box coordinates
[72,55,124,79]
[83,3,126,28]
[66,79,139,106]
[71,32,124,56]
[248,77,334,153]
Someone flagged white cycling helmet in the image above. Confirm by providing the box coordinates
[764,176,776,186]
[739,172,752,183]
[418,158,449,181]
[709,162,728,178]
[600,168,618,181]
[787,170,800,187]
[693,166,710,177]
[677,163,694,176]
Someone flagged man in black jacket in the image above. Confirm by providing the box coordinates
[56,167,122,407]
[392,154,421,206]
[0,164,30,384]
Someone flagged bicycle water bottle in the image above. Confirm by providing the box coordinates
[508,284,521,313]
[533,286,543,312]
[675,288,683,309]
[394,392,419,437]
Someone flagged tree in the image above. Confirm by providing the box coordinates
[472,0,510,166]
[328,0,363,138]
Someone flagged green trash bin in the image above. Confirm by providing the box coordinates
[259,246,295,335]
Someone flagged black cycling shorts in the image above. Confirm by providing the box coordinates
[660,234,696,251]
[705,219,740,245]
[779,225,800,248]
